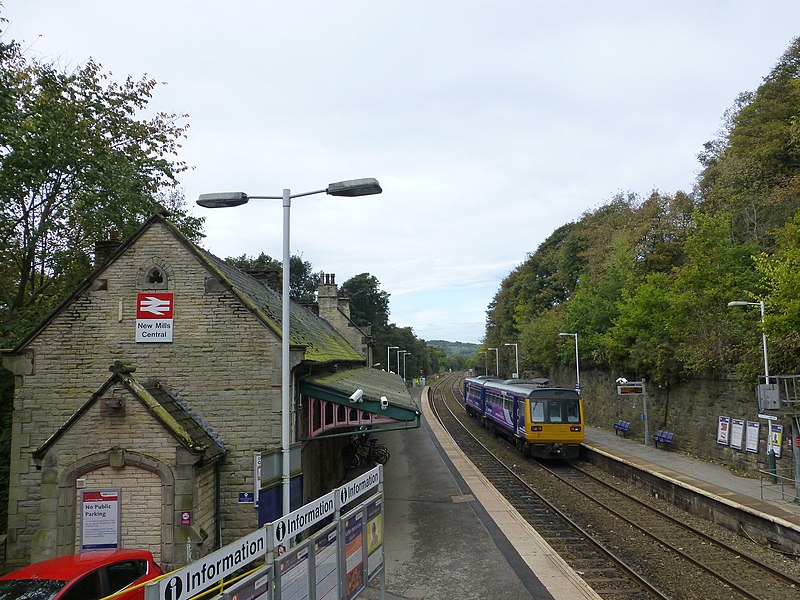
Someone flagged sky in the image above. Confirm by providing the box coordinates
[4,2,800,344]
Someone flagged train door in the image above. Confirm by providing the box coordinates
[516,397,527,437]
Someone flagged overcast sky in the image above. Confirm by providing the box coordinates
[5,2,800,343]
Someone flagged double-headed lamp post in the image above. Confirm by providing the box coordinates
[487,347,499,377]
[505,343,519,379]
[387,345,399,374]
[198,177,382,517]
[559,332,580,391]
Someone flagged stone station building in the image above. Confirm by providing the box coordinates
[1,214,419,572]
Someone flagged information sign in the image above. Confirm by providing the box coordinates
[730,419,744,450]
[157,528,267,600]
[344,512,365,600]
[717,416,730,445]
[616,383,644,395]
[746,421,760,453]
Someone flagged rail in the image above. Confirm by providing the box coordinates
[759,468,800,503]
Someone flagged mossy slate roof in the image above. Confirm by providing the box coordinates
[34,366,226,466]
[195,246,364,364]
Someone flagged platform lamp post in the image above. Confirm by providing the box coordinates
[505,343,519,379]
[197,178,382,518]
[403,353,411,382]
[387,346,399,374]
[727,300,777,483]
[487,347,499,377]
[398,350,409,382]
[559,332,580,391]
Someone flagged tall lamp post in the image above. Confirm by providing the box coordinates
[387,345,399,374]
[487,347,499,377]
[198,178,382,517]
[505,343,519,379]
[727,299,776,482]
[727,301,769,379]
[559,332,580,391]
[398,350,409,382]
[403,353,411,382]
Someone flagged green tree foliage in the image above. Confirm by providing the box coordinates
[341,273,390,329]
[753,208,800,374]
[225,253,320,303]
[699,37,800,245]
[0,39,201,345]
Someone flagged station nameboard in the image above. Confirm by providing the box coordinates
[617,383,644,395]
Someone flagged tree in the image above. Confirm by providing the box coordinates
[225,253,320,303]
[0,43,201,344]
[340,273,390,329]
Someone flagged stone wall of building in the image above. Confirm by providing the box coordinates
[4,222,288,569]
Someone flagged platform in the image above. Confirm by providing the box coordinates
[364,386,800,599]
[583,425,800,529]
[362,388,600,600]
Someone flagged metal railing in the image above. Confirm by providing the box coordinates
[758,468,800,503]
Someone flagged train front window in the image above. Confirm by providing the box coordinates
[545,398,581,423]
[530,401,544,423]
[566,398,581,423]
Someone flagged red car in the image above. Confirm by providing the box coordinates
[0,549,163,600]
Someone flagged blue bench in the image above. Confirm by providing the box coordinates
[613,420,631,437]
[652,430,674,449]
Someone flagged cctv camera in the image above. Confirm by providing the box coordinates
[380,396,389,410]
[349,389,364,403]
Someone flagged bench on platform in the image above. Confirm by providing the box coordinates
[613,419,631,437]
[652,430,674,449]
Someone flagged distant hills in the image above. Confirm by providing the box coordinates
[426,339,478,357]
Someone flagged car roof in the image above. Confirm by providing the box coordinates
[1,550,155,581]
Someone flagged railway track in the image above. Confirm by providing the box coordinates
[429,372,800,600]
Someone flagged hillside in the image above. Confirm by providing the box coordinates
[426,339,478,357]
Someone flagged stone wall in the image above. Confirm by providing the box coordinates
[4,222,286,569]
[550,367,795,474]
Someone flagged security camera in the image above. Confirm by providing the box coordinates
[380,396,389,410]
[349,389,364,403]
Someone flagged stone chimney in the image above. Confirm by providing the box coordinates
[94,230,122,266]
[247,269,282,292]
[317,272,339,321]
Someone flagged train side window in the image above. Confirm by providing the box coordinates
[530,401,544,423]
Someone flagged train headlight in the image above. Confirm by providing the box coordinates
[531,425,543,432]
[570,426,582,432]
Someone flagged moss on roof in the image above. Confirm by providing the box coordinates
[303,368,418,413]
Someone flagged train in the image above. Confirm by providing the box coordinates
[463,376,584,459]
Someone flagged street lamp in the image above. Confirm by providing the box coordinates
[728,299,777,483]
[197,178,382,517]
[727,301,769,379]
[558,333,580,391]
[387,346,399,373]
[487,347,499,377]
[398,350,409,381]
[403,353,411,381]
[504,343,519,379]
